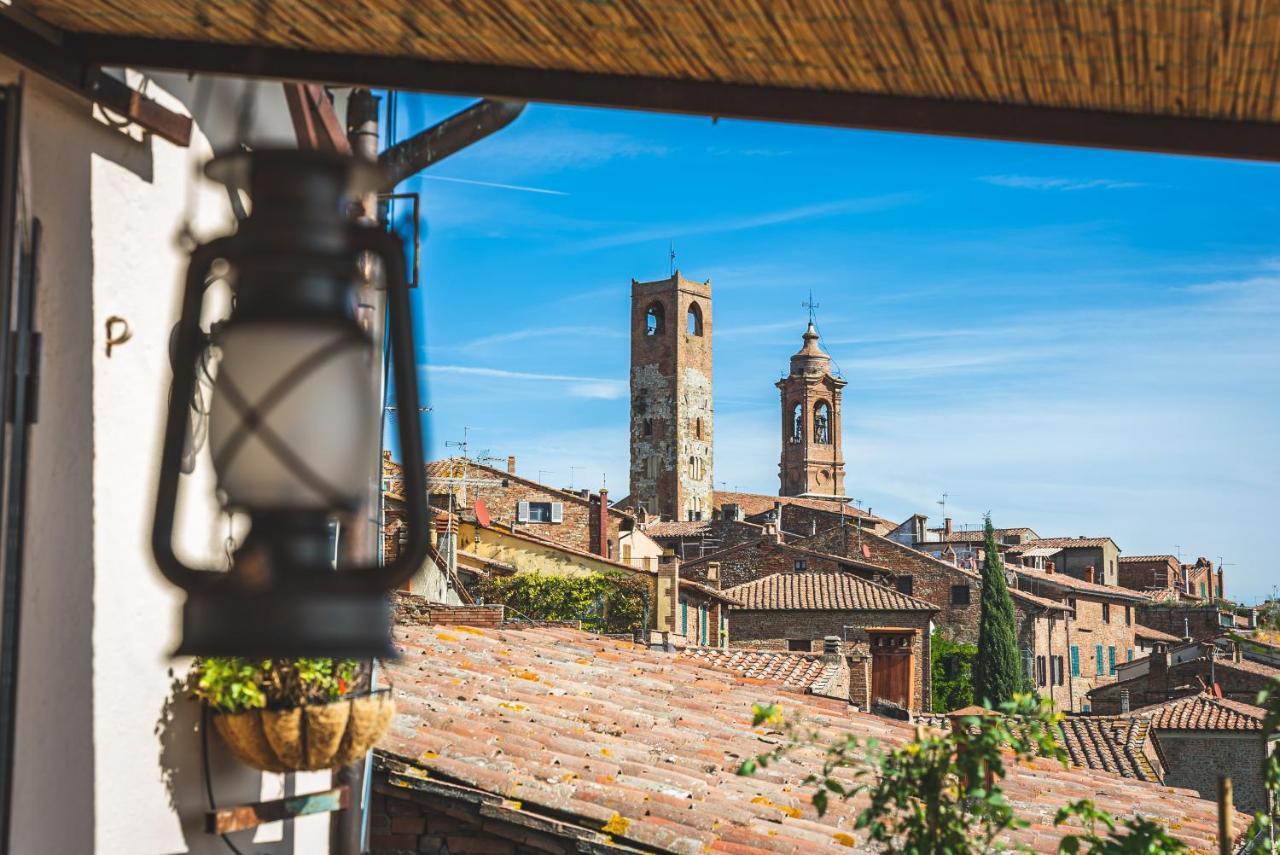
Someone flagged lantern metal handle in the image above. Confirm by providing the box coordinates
[331,224,430,592]
[153,227,430,594]
[152,236,233,593]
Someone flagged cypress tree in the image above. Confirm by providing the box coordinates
[972,516,1024,706]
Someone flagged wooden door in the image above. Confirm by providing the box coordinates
[870,632,914,708]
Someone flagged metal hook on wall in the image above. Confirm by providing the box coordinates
[105,315,132,357]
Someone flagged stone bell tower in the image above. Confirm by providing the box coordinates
[629,271,713,521]
[777,321,846,498]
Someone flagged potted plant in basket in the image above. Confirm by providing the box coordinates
[193,657,394,772]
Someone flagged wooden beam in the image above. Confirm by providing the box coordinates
[282,81,350,154]
[206,786,350,835]
[87,72,191,146]
[70,31,1280,164]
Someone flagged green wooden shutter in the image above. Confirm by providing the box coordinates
[1095,644,1104,675]
[1070,646,1080,676]
[1108,646,1117,675]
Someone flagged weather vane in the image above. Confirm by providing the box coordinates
[802,290,819,324]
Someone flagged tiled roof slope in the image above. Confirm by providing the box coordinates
[379,624,1221,853]
[725,572,938,611]
[1011,566,1151,602]
[938,527,1039,544]
[682,648,840,695]
[713,490,890,524]
[1058,717,1159,781]
[1133,694,1267,731]
[1014,536,1118,550]
[1119,555,1179,563]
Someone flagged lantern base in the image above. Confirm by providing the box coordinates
[175,590,397,659]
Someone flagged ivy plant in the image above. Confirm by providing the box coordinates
[479,569,649,633]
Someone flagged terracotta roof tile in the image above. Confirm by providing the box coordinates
[937,527,1039,544]
[1057,717,1159,781]
[1119,555,1179,564]
[378,624,1220,853]
[724,572,938,611]
[1011,566,1151,602]
[681,648,840,694]
[1014,537,1118,550]
[1128,694,1267,731]
[712,490,890,524]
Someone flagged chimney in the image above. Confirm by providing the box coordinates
[722,503,741,522]
[507,455,517,475]
[1150,641,1170,689]
[761,520,783,544]
[822,636,842,663]
[1084,565,1096,585]
[656,549,680,638]
[1216,568,1224,600]
[1044,560,1054,575]
[705,562,720,589]
[772,501,783,522]
[944,518,953,536]
[1233,640,1243,663]
[588,490,609,557]
[1120,689,1130,714]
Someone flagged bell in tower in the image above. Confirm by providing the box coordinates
[776,321,847,499]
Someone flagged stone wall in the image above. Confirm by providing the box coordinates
[1153,732,1273,815]
[393,592,505,628]
[1136,604,1231,642]
[684,539,851,589]
[727,608,931,710]
[1064,594,1141,711]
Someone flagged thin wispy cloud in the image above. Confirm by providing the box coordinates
[568,193,914,252]
[421,175,568,196]
[466,324,624,351]
[424,364,626,400]
[978,174,1148,191]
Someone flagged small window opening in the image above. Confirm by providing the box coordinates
[687,301,703,336]
[790,402,803,442]
[813,401,831,444]
[645,301,665,336]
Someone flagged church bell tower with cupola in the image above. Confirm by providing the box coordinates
[629,271,714,521]
[777,321,847,499]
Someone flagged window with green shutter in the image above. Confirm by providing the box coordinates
[1126,648,1134,662]
[1108,646,1116,675]
[1070,646,1080,676]
[1095,644,1104,675]
[680,598,688,635]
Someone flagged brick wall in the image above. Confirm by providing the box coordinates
[424,464,625,558]
[684,539,851,589]
[1153,732,1272,815]
[650,519,769,560]
[799,528,981,642]
[1061,594,1141,711]
[370,776,580,854]
[727,608,932,711]
[1089,653,1275,712]
[1136,605,1230,642]
[1117,557,1179,593]
[393,592,504,628]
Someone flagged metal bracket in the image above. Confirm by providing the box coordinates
[377,192,419,288]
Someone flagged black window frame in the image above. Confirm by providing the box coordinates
[950,584,971,606]
[893,575,914,596]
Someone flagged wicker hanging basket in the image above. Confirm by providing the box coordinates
[212,691,394,772]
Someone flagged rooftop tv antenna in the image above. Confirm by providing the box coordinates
[669,242,676,276]
[937,492,949,519]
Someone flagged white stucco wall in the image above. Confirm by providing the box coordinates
[2,62,329,853]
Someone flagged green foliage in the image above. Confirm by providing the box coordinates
[973,516,1026,706]
[738,694,1187,854]
[931,631,977,712]
[1054,800,1188,854]
[479,570,648,633]
[1244,678,1280,852]
[192,658,361,713]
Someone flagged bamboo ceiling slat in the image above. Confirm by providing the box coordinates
[27,0,1280,124]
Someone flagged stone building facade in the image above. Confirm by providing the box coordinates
[681,536,876,589]
[721,571,937,711]
[1089,643,1280,713]
[629,271,714,521]
[776,321,847,499]
[1135,603,1235,642]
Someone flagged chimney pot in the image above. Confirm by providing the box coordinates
[822,636,841,660]
[1084,565,1096,584]
[944,517,953,536]
[1233,640,1243,663]
[507,455,517,475]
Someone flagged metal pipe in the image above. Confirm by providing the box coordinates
[378,99,525,191]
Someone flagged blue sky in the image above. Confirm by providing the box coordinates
[383,93,1280,604]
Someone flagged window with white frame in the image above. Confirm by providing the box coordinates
[517,501,563,523]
